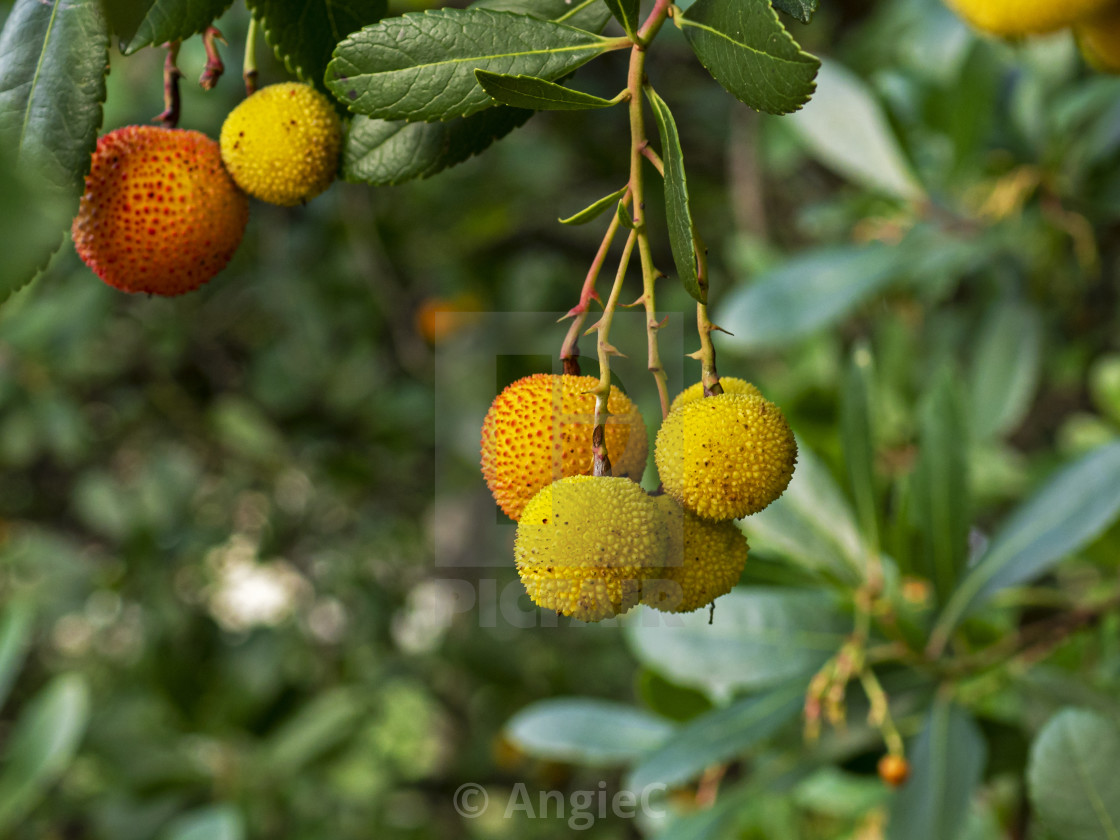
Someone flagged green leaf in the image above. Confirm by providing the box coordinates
[646,86,704,304]
[327,9,618,123]
[475,70,619,110]
[559,186,629,225]
[1028,708,1120,840]
[118,0,235,53]
[0,158,72,302]
[886,700,986,840]
[841,342,880,554]
[473,0,613,32]
[931,441,1120,650]
[742,441,867,584]
[624,588,848,701]
[161,805,245,840]
[910,368,970,604]
[604,0,639,39]
[0,674,91,833]
[246,0,387,95]
[0,603,32,713]
[505,699,674,765]
[267,688,365,774]
[969,299,1042,440]
[678,0,819,116]
[616,199,637,230]
[626,680,805,791]
[771,0,819,24]
[0,0,108,298]
[786,59,924,200]
[717,244,903,350]
[636,669,713,723]
[343,108,533,185]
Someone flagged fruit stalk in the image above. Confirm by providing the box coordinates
[200,27,225,91]
[156,41,182,128]
[560,194,630,372]
[588,227,637,474]
[625,36,671,419]
[243,17,260,95]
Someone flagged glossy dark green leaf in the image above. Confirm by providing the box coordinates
[559,185,629,224]
[0,0,108,299]
[717,244,902,350]
[476,70,619,110]
[932,441,1120,650]
[1028,708,1120,840]
[343,107,533,185]
[118,0,235,53]
[327,9,618,122]
[505,698,674,765]
[246,0,387,94]
[841,342,879,553]
[161,805,245,840]
[886,700,986,840]
[0,674,91,833]
[771,0,819,23]
[969,299,1043,440]
[624,588,848,701]
[911,368,969,604]
[0,603,32,712]
[626,680,805,791]
[645,86,704,303]
[678,0,819,115]
[473,0,613,32]
[604,0,639,39]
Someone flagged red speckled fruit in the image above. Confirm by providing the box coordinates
[71,126,249,296]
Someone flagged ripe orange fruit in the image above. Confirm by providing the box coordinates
[480,373,649,521]
[72,126,249,296]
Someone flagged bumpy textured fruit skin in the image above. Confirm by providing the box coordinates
[944,0,1113,35]
[1076,4,1120,72]
[71,126,249,296]
[480,373,649,521]
[515,475,667,621]
[655,393,797,521]
[220,83,342,206]
[669,377,763,414]
[641,495,748,613]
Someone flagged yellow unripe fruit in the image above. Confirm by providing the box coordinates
[669,377,763,414]
[220,82,342,206]
[1076,4,1120,72]
[655,393,797,520]
[480,373,649,521]
[943,0,1114,35]
[515,476,668,622]
[641,495,748,613]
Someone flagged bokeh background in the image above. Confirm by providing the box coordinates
[2,0,1120,837]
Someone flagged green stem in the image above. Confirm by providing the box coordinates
[591,229,638,474]
[243,16,259,95]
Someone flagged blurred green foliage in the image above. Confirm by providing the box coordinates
[1,0,1120,838]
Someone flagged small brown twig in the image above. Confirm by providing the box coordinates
[155,41,182,128]
[199,27,226,90]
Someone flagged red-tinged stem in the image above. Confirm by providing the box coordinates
[559,193,631,368]
[156,42,182,128]
[200,27,226,91]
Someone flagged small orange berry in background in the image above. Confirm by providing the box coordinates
[878,754,910,787]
